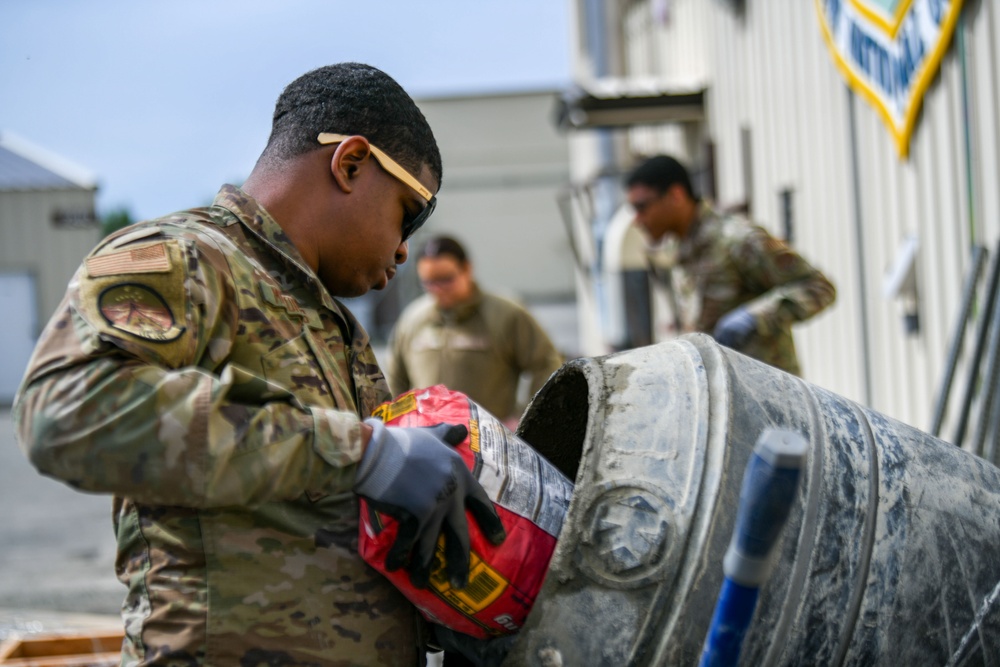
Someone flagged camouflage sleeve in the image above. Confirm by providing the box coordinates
[732,226,837,337]
[13,229,362,508]
[384,322,411,399]
[510,306,564,400]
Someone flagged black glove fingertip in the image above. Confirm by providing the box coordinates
[442,423,468,446]
[385,548,408,572]
[468,498,507,545]
[442,539,471,590]
[446,557,470,590]
[408,560,433,589]
[385,517,419,572]
[487,524,507,546]
[478,510,507,546]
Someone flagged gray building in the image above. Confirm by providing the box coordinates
[349,89,580,359]
[0,133,101,403]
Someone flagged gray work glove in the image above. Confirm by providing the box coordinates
[354,419,507,589]
[713,306,757,350]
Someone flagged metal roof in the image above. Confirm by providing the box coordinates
[554,78,707,131]
[0,133,97,191]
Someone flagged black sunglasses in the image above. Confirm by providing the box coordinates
[317,133,437,242]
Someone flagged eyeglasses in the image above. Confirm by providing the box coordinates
[317,133,437,242]
[630,192,665,214]
[419,273,459,290]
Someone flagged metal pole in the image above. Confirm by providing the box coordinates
[556,188,587,273]
[970,291,1000,457]
[930,245,987,437]
[953,239,1000,447]
[847,92,874,407]
[982,379,1000,466]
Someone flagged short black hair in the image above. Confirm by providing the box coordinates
[625,155,697,200]
[419,235,468,264]
[261,62,442,185]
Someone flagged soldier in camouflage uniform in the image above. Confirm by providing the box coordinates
[386,235,564,429]
[13,63,504,666]
[625,155,836,376]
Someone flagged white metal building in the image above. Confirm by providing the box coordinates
[0,133,101,404]
[559,0,1000,447]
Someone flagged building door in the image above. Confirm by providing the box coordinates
[0,273,36,404]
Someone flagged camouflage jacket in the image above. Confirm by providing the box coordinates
[385,286,563,421]
[13,185,427,665]
[671,206,836,375]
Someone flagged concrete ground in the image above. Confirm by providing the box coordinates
[0,408,122,638]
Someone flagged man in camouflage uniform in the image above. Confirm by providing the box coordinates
[625,155,836,376]
[13,63,504,666]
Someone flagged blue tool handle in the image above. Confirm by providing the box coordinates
[699,428,808,667]
[699,579,759,667]
[723,428,807,586]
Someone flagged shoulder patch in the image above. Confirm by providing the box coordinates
[98,283,185,342]
[86,242,171,278]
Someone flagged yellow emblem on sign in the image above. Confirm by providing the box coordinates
[371,391,418,422]
[815,0,966,158]
[429,547,508,615]
[98,283,185,342]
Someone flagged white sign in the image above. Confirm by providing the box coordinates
[815,0,965,158]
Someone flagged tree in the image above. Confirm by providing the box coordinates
[101,207,134,237]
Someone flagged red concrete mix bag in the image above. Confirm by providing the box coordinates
[359,385,574,639]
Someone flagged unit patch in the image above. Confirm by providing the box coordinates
[815,0,966,158]
[98,283,185,342]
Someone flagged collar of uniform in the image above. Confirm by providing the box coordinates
[678,204,717,262]
[436,283,484,323]
[212,184,340,313]
[331,296,375,354]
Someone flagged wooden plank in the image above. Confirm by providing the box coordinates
[0,631,123,666]
[0,650,119,667]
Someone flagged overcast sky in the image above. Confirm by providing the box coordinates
[1,1,572,221]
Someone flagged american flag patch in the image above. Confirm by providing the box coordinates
[86,243,171,277]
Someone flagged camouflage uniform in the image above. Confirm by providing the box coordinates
[385,287,563,421]
[13,185,427,666]
[669,205,836,375]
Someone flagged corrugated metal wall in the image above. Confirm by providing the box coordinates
[704,1,871,412]
[622,0,711,84]
[602,0,1000,437]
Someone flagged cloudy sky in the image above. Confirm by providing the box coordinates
[1,1,572,220]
